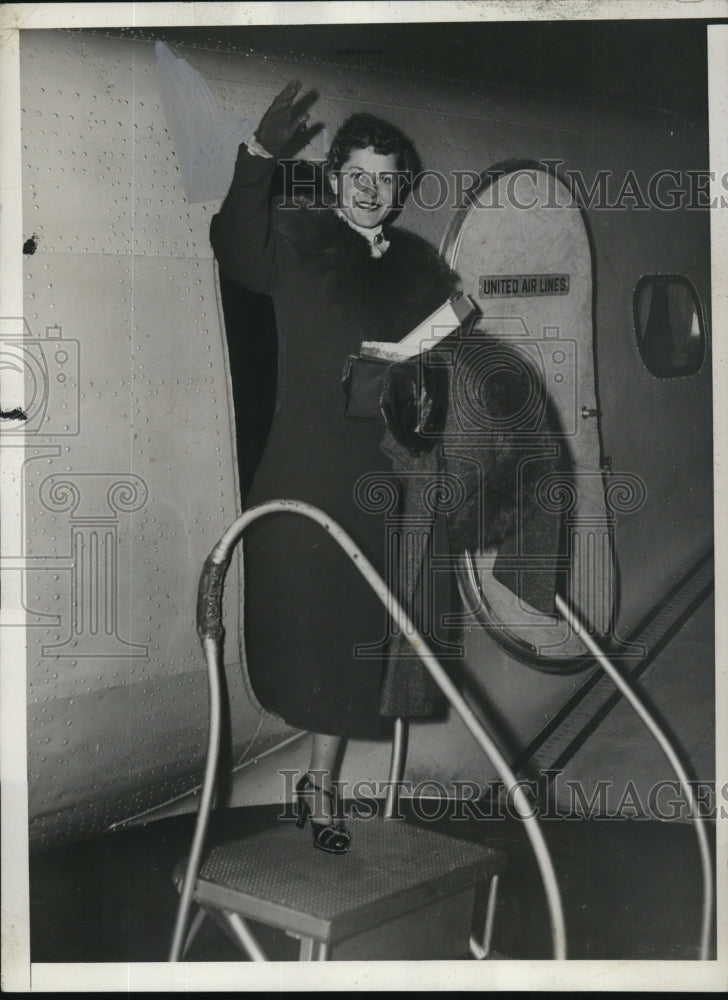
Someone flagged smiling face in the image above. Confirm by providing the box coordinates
[329,146,400,229]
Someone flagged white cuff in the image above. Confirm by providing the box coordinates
[247,135,274,159]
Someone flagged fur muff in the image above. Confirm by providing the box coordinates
[381,331,561,555]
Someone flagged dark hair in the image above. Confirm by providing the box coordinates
[327,112,422,199]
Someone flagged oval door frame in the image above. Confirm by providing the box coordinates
[440,161,614,672]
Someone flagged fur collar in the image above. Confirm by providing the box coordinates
[275,200,457,342]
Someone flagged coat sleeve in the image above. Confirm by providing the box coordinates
[210,145,282,294]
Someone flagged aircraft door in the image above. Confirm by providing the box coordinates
[442,165,612,664]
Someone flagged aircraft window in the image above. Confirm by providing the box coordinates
[634,275,705,377]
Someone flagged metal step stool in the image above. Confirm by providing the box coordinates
[176,816,505,960]
[170,502,511,962]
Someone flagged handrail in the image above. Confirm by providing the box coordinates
[169,499,567,961]
[555,593,714,961]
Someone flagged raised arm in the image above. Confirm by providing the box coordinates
[210,81,311,293]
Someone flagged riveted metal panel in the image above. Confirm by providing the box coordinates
[20,30,296,848]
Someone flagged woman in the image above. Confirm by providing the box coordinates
[211,81,456,853]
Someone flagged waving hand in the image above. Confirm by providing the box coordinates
[254,80,312,156]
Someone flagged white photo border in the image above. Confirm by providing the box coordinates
[1,1,726,992]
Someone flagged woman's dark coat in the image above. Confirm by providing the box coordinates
[211,149,456,737]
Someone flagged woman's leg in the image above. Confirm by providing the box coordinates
[306,732,342,823]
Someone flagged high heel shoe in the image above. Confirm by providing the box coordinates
[294,774,351,855]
